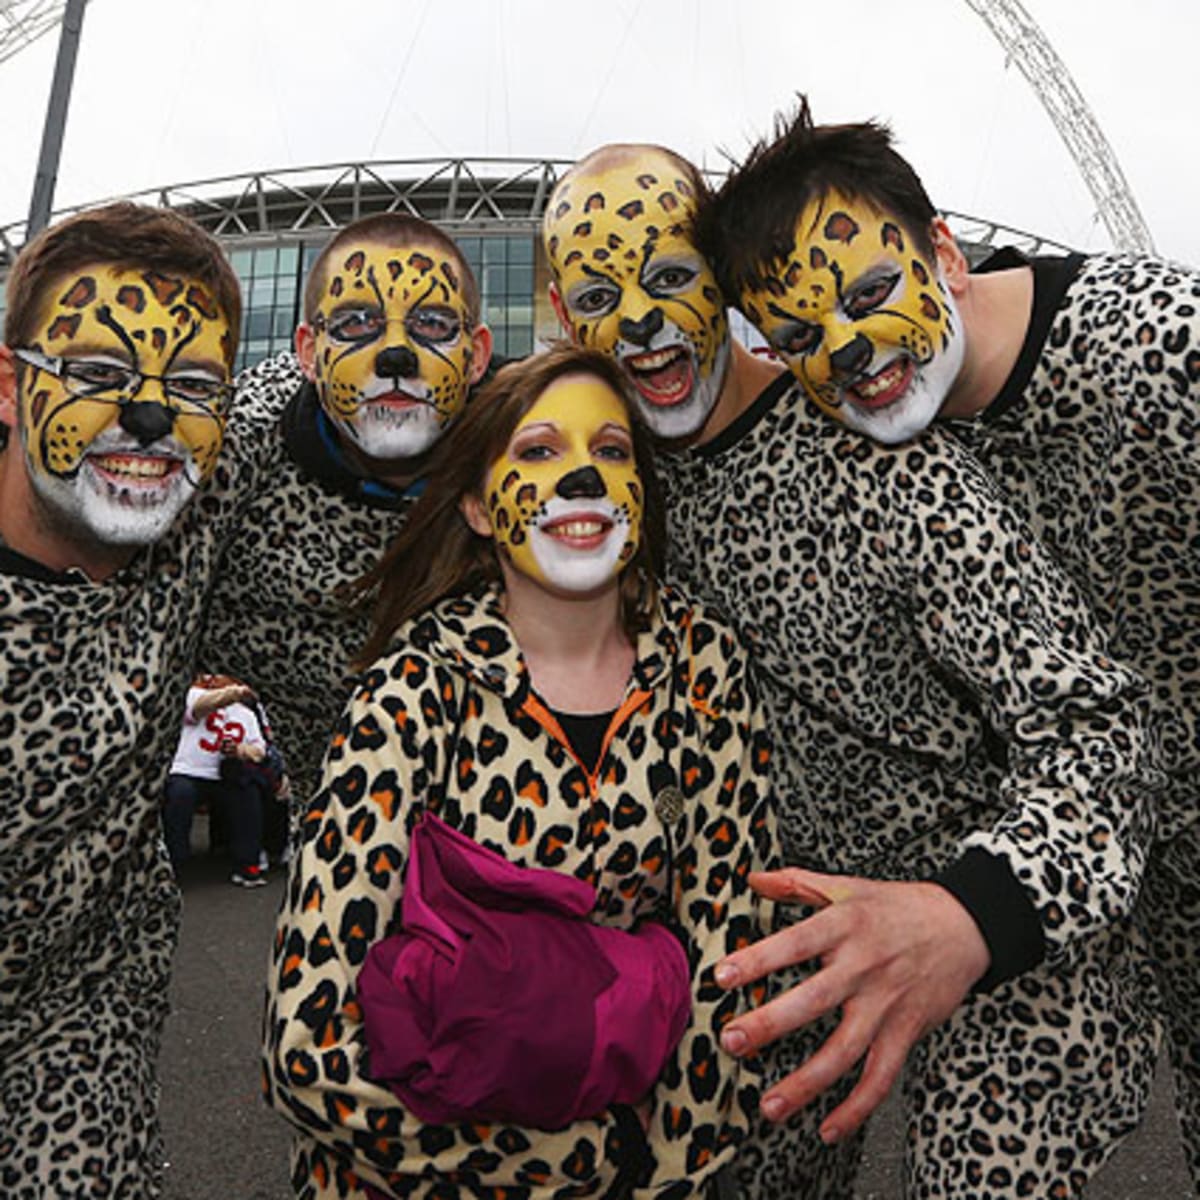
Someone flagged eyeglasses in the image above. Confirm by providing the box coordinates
[312,305,463,347]
[12,348,234,411]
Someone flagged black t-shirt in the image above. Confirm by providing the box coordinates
[552,709,615,774]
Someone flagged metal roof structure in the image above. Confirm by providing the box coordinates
[0,156,1075,270]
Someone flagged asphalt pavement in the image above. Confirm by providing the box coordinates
[160,835,1196,1199]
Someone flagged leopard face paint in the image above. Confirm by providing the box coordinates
[740,190,964,444]
[484,374,643,595]
[543,153,730,440]
[309,239,476,459]
[17,265,231,546]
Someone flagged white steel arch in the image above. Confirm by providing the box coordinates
[964,0,1154,254]
[0,0,65,66]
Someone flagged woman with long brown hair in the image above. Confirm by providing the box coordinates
[264,344,777,1200]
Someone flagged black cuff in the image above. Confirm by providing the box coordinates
[935,847,1045,993]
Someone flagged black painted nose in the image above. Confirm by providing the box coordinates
[617,308,664,348]
[119,401,175,445]
[375,344,419,378]
[829,334,873,379]
[556,466,606,500]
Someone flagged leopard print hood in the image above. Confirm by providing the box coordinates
[395,580,735,717]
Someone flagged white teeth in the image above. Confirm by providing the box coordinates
[553,520,605,537]
[629,348,682,372]
[856,361,906,398]
[93,456,171,480]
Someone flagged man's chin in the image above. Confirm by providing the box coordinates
[841,390,942,445]
[37,475,195,548]
[337,404,445,462]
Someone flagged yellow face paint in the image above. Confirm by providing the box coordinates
[309,238,477,459]
[484,373,643,594]
[16,264,232,545]
[739,190,964,444]
[543,151,730,440]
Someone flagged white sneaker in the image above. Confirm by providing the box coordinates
[258,850,270,871]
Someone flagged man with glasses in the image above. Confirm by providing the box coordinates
[0,202,258,1196]
[198,214,493,820]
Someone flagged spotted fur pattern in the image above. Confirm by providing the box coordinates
[948,251,1200,1185]
[0,375,290,1196]
[262,585,776,1199]
[199,353,418,806]
[31,270,229,481]
[656,382,1160,1196]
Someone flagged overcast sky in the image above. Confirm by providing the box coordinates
[0,0,1195,264]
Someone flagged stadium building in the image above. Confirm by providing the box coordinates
[0,156,1073,370]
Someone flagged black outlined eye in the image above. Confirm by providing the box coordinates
[770,321,823,357]
[570,283,619,317]
[407,307,461,344]
[325,308,386,342]
[844,273,900,319]
[645,264,697,294]
[63,360,131,392]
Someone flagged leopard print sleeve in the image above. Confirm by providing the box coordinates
[861,428,1156,969]
[640,614,777,1195]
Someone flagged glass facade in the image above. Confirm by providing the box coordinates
[227,231,537,373]
[456,234,536,359]
[230,242,305,372]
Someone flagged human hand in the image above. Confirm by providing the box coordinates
[714,868,989,1144]
[237,743,266,763]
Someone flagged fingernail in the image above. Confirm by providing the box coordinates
[714,962,739,987]
[721,1028,748,1055]
[761,1096,786,1121]
[820,1124,841,1144]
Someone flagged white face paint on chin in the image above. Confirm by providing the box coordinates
[25,425,199,546]
[620,326,732,440]
[333,396,443,459]
[526,495,630,594]
[836,289,966,445]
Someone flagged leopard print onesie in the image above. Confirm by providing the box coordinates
[263,584,776,1199]
[198,353,420,809]
[0,382,289,1198]
[657,373,1162,1199]
[949,249,1200,1186]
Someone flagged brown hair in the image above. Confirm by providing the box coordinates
[693,96,939,301]
[5,202,243,359]
[302,213,481,326]
[352,343,665,668]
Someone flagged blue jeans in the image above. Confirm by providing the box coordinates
[163,773,263,873]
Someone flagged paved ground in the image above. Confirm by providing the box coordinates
[161,840,1196,1199]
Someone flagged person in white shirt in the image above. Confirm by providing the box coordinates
[164,673,270,887]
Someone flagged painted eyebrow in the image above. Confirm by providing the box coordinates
[42,341,134,360]
[166,355,228,376]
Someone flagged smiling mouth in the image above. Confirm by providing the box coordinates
[844,357,916,411]
[540,515,613,547]
[625,347,694,407]
[89,453,182,486]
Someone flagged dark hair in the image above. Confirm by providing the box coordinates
[351,343,665,668]
[693,96,939,301]
[302,213,481,326]
[5,202,242,358]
